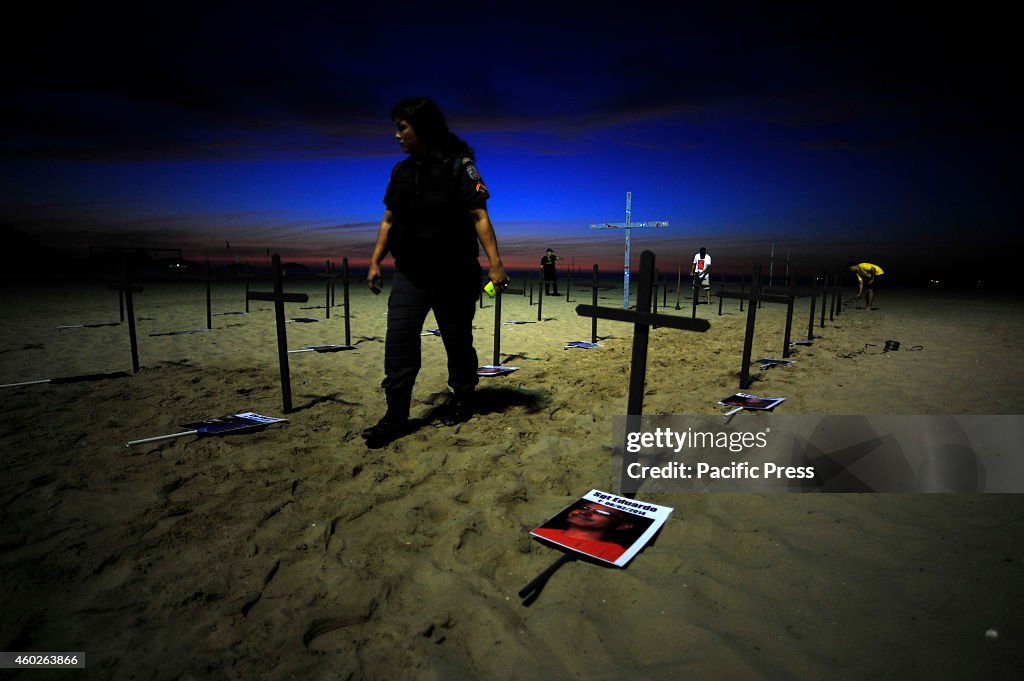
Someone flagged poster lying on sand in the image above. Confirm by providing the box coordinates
[564,340,602,349]
[753,358,795,369]
[477,365,518,377]
[718,392,785,410]
[288,344,356,353]
[531,489,673,567]
[126,412,288,447]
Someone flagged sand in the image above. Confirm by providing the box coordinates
[1,274,1023,680]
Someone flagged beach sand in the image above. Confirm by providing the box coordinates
[2,275,1023,680]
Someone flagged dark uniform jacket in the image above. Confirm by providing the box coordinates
[384,150,490,282]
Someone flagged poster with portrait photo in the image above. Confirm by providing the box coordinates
[530,489,673,567]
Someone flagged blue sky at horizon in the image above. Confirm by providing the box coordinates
[2,2,1019,282]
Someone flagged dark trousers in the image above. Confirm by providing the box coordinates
[543,270,559,295]
[383,270,479,399]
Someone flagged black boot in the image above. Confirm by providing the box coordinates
[361,391,412,447]
[440,390,473,426]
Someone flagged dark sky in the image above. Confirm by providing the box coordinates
[2,1,1019,283]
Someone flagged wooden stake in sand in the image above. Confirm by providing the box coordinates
[652,268,659,318]
[204,260,214,329]
[208,263,250,318]
[492,286,504,366]
[576,265,619,343]
[827,274,838,320]
[247,254,309,413]
[241,266,254,314]
[490,282,526,366]
[589,192,669,309]
[780,272,838,340]
[341,258,352,346]
[315,259,349,324]
[318,260,333,320]
[717,265,793,389]
[764,277,828,352]
[576,250,710,495]
[536,278,544,322]
[805,289,817,341]
[107,275,143,372]
[818,274,844,323]
[691,270,700,319]
[675,264,683,310]
[758,285,799,359]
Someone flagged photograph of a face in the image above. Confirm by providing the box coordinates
[531,490,673,567]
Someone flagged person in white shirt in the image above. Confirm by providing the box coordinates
[691,247,712,304]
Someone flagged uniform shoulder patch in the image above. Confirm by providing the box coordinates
[461,157,481,181]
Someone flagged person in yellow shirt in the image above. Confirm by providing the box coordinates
[847,262,884,309]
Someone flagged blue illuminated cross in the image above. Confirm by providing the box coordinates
[589,192,668,308]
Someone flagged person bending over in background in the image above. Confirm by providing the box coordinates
[847,261,884,309]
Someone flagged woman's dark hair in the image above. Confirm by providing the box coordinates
[391,96,473,158]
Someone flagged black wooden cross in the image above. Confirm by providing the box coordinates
[320,259,350,323]
[574,264,617,343]
[715,278,750,316]
[247,253,309,413]
[575,250,710,496]
[715,265,795,389]
[763,280,825,348]
[317,260,335,320]
[761,282,823,360]
[589,192,669,309]
[213,264,250,318]
[768,275,835,343]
